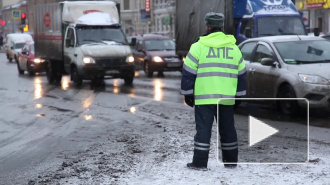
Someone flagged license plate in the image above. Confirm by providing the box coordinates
[167,62,181,67]
[106,70,120,74]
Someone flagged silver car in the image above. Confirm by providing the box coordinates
[239,35,330,115]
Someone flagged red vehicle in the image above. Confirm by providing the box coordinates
[17,42,45,76]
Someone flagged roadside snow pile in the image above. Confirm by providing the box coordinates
[27,97,330,184]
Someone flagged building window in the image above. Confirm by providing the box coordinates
[124,0,129,10]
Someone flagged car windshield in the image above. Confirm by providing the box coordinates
[258,16,306,36]
[76,26,128,45]
[15,43,25,49]
[274,40,330,64]
[145,39,175,51]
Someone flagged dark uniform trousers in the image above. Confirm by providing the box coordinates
[193,104,238,167]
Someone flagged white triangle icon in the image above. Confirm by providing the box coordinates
[249,116,279,147]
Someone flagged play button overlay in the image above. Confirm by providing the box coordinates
[249,116,279,147]
[217,98,309,164]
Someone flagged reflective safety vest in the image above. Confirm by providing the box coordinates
[181,32,246,105]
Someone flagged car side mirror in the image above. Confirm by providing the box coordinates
[130,38,136,47]
[261,58,276,67]
[11,46,14,50]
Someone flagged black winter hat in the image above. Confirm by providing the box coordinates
[204,12,225,28]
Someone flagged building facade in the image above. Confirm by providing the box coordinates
[1,0,177,38]
[153,0,175,38]
[119,0,152,36]
[1,0,27,34]
[119,0,175,38]
[296,0,330,34]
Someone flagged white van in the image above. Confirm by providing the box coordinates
[5,33,33,62]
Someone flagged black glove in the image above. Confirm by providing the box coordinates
[184,96,194,107]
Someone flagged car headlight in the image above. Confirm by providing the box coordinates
[152,56,163,62]
[33,58,43,63]
[298,74,330,85]
[83,57,95,64]
[126,55,134,63]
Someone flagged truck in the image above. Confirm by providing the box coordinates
[175,0,307,57]
[31,0,135,86]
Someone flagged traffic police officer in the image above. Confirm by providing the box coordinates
[180,12,246,170]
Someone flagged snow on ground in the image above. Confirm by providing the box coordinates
[23,95,330,185]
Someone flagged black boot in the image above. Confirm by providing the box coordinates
[187,149,209,171]
[222,149,238,169]
[186,162,208,171]
[224,164,237,169]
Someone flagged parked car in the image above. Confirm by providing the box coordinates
[130,34,183,77]
[5,33,33,62]
[17,42,45,76]
[238,35,330,115]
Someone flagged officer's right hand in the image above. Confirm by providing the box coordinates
[184,96,194,107]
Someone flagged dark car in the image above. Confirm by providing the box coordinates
[130,34,183,77]
[17,42,45,76]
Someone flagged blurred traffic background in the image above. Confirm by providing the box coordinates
[0,0,330,121]
[1,0,330,39]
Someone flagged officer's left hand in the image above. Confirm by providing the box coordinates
[184,96,194,107]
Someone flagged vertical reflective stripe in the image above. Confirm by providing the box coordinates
[187,52,199,64]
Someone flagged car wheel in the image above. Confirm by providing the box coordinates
[277,84,299,116]
[27,63,35,76]
[71,66,83,87]
[46,61,62,85]
[7,54,12,62]
[124,70,134,85]
[157,71,164,78]
[17,61,24,75]
[29,71,35,76]
[14,55,18,63]
[144,62,153,77]
[46,62,56,84]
